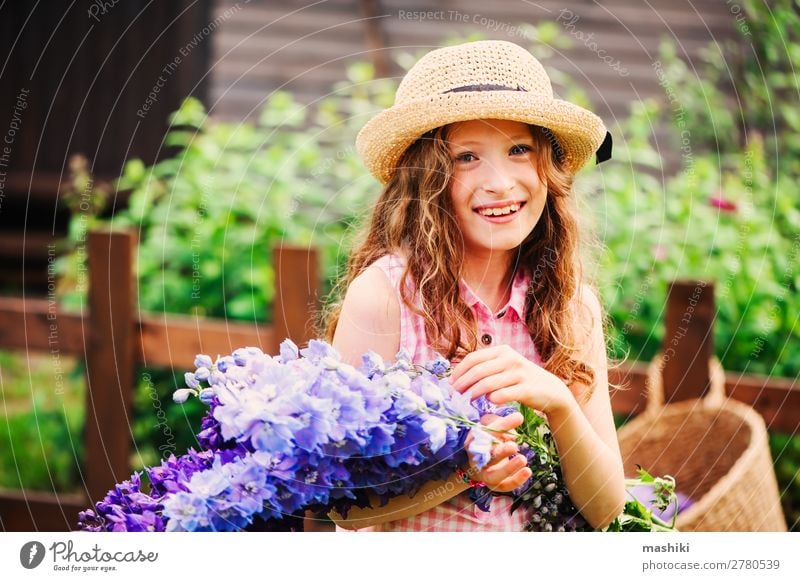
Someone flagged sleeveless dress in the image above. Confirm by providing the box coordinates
[337,251,541,532]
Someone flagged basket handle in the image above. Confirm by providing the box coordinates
[644,351,726,414]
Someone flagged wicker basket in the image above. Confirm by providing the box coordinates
[616,352,787,531]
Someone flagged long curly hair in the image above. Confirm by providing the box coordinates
[318,122,618,404]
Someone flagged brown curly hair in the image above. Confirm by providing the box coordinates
[317,122,618,404]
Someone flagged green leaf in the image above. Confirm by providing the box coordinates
[168,97,207,129]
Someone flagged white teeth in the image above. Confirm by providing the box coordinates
[478,203,520,216]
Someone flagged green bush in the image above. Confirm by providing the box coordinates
[588,105,799,379]
[0,404,84,493]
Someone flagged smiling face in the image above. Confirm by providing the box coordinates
[446,119,548,259]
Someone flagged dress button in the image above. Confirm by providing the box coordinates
[481,333,493,345]
[496,310,506,319]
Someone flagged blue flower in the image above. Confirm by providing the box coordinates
[425,355,450,377]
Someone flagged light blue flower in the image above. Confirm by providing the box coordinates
[208,369,226,386]
[188,458,230,498]
[421,416,449,453]
[194,354,213,369]
[251,420,299,455]
[415,376,445,407]
[216,355,235,373]
[163,491,209,532]
[300,340,339,363]
[425,356,450,377]
[279,339,299,363]
[198,388,215,405]
[184,372,200,389]
[359,350,386,377]
[468,427,495,470]
[394,389,427,419]
[232,348,248,366]
[173,388,194,404]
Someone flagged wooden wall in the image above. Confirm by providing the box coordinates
[0,0,213,292]
[208,0,742,126]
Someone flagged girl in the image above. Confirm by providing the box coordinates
[319,40,625,532]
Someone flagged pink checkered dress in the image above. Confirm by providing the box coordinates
[337,251,539,532]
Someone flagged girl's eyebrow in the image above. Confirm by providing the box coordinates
[450,135,533,148]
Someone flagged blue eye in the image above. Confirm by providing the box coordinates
[510,144,533,155]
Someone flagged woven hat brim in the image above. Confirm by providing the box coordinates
[356,91,607,185]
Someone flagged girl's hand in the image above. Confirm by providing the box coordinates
[450,344,572,416]
[465,412,531,493]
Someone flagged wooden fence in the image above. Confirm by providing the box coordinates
[0,229,320,531]
[0,229,797,531]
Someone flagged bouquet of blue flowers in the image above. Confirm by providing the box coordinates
[77,340,680,532]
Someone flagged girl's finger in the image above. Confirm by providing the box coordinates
[451,356,508,393]
[487,411,524,434]
[464,371,517,401]
[470,441,516,470]
[487,383,528,406]
[449,346,503,384]
[483,451,526,480]
[484,458,529,490]
[478,413,501,426]
[495,466,532,493]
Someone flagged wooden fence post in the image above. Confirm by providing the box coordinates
[86,229,137,505]
[271,244,320,354]
[661,279,716,403]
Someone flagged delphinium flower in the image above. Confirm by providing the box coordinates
[78,449,216,532]
[84,339,482,531]
[79,338,679,533]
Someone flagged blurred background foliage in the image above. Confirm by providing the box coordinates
[2,4,797,528]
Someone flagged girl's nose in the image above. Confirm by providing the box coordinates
[479,159,516,194]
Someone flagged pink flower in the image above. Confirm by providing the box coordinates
[709,194,737,213]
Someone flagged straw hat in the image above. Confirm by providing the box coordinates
[356,40,612,185]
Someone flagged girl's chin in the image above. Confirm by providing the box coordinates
[466,234,530,253]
